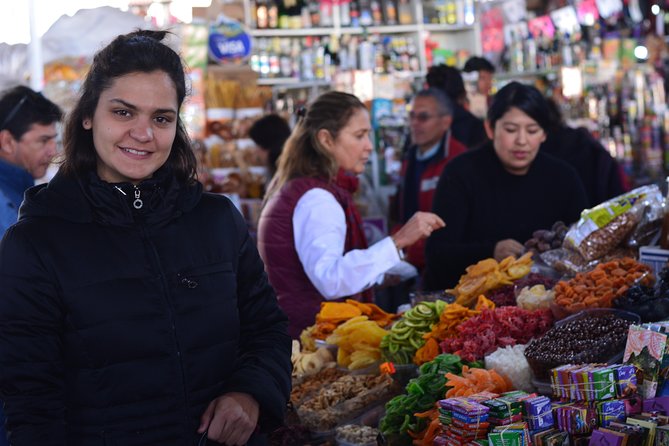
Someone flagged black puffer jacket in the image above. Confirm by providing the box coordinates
[0,168,291,445]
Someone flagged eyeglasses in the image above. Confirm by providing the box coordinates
[0,94,28,131]
[408,111,445,123]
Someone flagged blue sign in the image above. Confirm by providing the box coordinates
[208,17,252,62]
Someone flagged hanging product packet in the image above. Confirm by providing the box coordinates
[564,185,664,262]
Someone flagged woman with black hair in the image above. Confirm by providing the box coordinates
[248,113,291,178]
[0,30,291,445]
[425,64,489,150]
[424,82,588,291]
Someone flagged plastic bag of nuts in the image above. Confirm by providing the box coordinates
[564,185,663,262]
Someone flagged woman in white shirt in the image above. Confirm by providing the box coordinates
[257,91,444,338]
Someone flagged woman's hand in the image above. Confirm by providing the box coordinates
[392,212,445,250]
[494,239,524,261]
[198,392,259,445]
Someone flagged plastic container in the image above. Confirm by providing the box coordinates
[315,339,338,357]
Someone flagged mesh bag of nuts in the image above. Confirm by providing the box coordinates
[563,185,663,262]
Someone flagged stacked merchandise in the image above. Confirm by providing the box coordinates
[435,397,491,445]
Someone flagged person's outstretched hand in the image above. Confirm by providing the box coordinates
[198,392,259,445]
[494,239,524,261]
[391,211,445,250]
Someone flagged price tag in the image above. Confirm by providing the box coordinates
[561,66,583,98]
[502,0,527,24]
[482,27,506,53]
[550,6,581,36]
[528,15,556,39]
[595,0,623,19]
[576,0,600,25]
[480,4,505,29]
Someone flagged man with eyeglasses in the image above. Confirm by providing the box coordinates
[0,86,62,236]
[390,87,466,275]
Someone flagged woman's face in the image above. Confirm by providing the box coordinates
[85,70,178,184]
[321,107,373,175]
[487,106,546,175]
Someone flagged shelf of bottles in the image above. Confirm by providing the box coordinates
[250,34,421,81]
[250,0,475,31]
[577,67,669,187]
[496,29,589,79]
[247,0,476,83]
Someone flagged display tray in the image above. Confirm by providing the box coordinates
[528,308,640,384]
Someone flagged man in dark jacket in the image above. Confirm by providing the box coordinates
[426,64,489,150]
[392,87,466,271]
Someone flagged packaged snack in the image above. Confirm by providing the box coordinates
[564,185,663,262]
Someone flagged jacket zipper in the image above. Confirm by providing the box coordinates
[137,222,191,431]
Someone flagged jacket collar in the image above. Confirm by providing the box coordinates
[19,167,202,227]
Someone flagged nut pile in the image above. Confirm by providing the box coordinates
[524,313,632,379]
[335,424,379,445]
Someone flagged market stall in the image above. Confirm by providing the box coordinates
[276,184,669,446]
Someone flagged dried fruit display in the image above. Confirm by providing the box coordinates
[448,253,534,307]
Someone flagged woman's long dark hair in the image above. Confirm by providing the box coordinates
[60,30,197,184]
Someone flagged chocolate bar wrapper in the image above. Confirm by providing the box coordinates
[613,365,638,398]
[524,396,554,430]
[598,400,626,427]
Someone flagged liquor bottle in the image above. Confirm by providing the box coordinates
[370,0,383,25]
[340,0,352,27]
[308,0,321,27]
[382,0,398,25]
[445,0,457,24]
[269,37,281,76]
[256,0,269,29]
[358,0,373,26]
[301,37,315,79]
[279,38,292,77]
[463,0,474,25]
[398,0,413,24]
[525,33,537,71]
[349,0,360,27]
[278,0,289,29]
[320,0,334,26]
[268,0,279,28]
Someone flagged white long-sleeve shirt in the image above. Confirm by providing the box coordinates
[293,187,417,300]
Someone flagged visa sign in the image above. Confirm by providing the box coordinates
[208,17,252,62]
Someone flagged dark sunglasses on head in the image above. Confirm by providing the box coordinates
[0,90,46,131]
[408,111,445,123]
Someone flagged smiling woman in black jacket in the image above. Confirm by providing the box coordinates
[0,30,291,446]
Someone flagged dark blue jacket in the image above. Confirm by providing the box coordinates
[0,168,291,445]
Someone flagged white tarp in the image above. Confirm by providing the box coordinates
[0,6,149,89]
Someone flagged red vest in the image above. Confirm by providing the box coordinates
[394,135,467,270]
[257,175,370,339]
